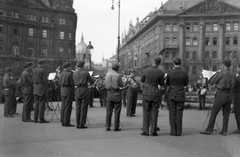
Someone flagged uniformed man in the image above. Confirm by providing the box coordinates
[105,63,124,131]
[21,62,34,122]
[2,67,17,117]
[96,75,107,107]
[32,59,49,123]
[233,65,240,134]
[200,59,235,136]
[126,70,139,117]
[141,57,165,136]
[59,62,74,127]
[73,60,94,129]
[166,58,188,136]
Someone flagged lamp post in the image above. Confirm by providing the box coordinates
[111,0,120,62]
[87,41,94,70]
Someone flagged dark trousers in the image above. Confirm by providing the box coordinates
[99,89,107,107]
[76,95,89,126]
[205,90,232,133]
[61,91,73,125]
[122,88,127,107]
[234,92,240,130]
[22,92,34,121]
[3,91,15,116]
[198,93,206,110]
[126,87,138,115]
[106,100,122,129]
[88,88,94,107]
[34,93,47,121]
[168,99,184,136]
[142,96,161,134]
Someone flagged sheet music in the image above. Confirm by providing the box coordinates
[202,69,216,80]
[48,73,56,80]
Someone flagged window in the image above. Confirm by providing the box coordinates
[41,48,47,56]
[234,23,239,31]
[234,36,238,45]
[41,16,45,22]
[12,46,19,55]
[193,24,198,31]
[192,51,197,60]
[186,51,190,59]
[165,24,170,31]
[63,19,66,25]
[13,26,18,35]
[172,51,177,59]
[14,12,19,18]
[69,33,72,40]
[28,28,34,37]
[233,51,238,59]
[173,24,178,31]
[33,15,36,21]
[165,51,169,58]
[226,37,230,45]
[42,30,48,38]
[172,37,177,45]
[69,19,73,26]
[60,31,64,39]
[192,66,197,75]
[185,23,190,31]
[59,18,62,25]
[186,37,190,45]
[0,46,3,53]
[226,23,231,31]
[0,24,3,33]
[193,38,198,46]
[205,51,210,59]
[206,24,210,31]
[30,15,33,21]
[46,17,49,23]
[206,37,210,45]
[213,37,218,45]
[213,51,217,59]
[59,47,64,56]
[0,9,3,16]
[213,23,218,31]
[165,37,170,45]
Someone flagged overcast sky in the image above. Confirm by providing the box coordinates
[73,0,167,64]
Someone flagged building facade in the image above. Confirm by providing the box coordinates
[0,0,77,76]
[119,0,240,82]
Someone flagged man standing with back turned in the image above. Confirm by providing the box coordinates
[105,63,124,131]
[73,60,94,129]
[141,57,165,136]
[166,58,188,136]
[32,59,49,123]
[200,59,235,136]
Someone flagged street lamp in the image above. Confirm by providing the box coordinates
[87,41,94,70]
[111,0,120,62]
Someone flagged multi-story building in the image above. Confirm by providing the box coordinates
[119,0,240,82]
[0,0,77,76]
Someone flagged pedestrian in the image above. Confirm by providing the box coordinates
[73,60,94,129]
[2,67,17,117]
[166,58,188,136]
[32,59,49,123]
[105,63,124,131]
[126,69,139,117]
[121,72,128,107]
[140,57,165,136]
[21,62,35,122]
[200,59,235,136]
[59,62,74,127]
[96,75,107,107]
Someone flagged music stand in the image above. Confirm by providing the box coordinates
[202,86,220,131]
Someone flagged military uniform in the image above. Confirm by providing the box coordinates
[141,65,165,135]
[105,65,124,131]
[2,68,16,117]
[96,77,107,107]
[201,60,235,135]
[126,76,139,116]
[32,60,49,123]
[233,72,240,133]
[166,66,188,136]
[21,63,34,121]
[73,61,94,128]
[59,63,74,126]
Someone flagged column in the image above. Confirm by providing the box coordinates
[198,23,205,66]
[219,22,225,61]
[179,22,185,61]
[158,21,165,70]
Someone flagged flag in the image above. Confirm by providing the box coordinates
[202,69,216,80]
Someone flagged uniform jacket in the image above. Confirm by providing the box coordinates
[32,66,48,96]
[59,69,74,97]
[21,69,33,95]
[166,67,188,101]
[141,65,165,97]
[2,73,15,96]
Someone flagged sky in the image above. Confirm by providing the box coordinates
[73,0,168,64]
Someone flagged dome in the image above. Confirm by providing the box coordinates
[76,34,88,55]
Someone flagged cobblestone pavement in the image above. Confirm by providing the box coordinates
[0,100,239,157]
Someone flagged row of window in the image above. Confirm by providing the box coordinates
[165,22,239,32]
[0,9,73,25]
[0,46,72,57]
